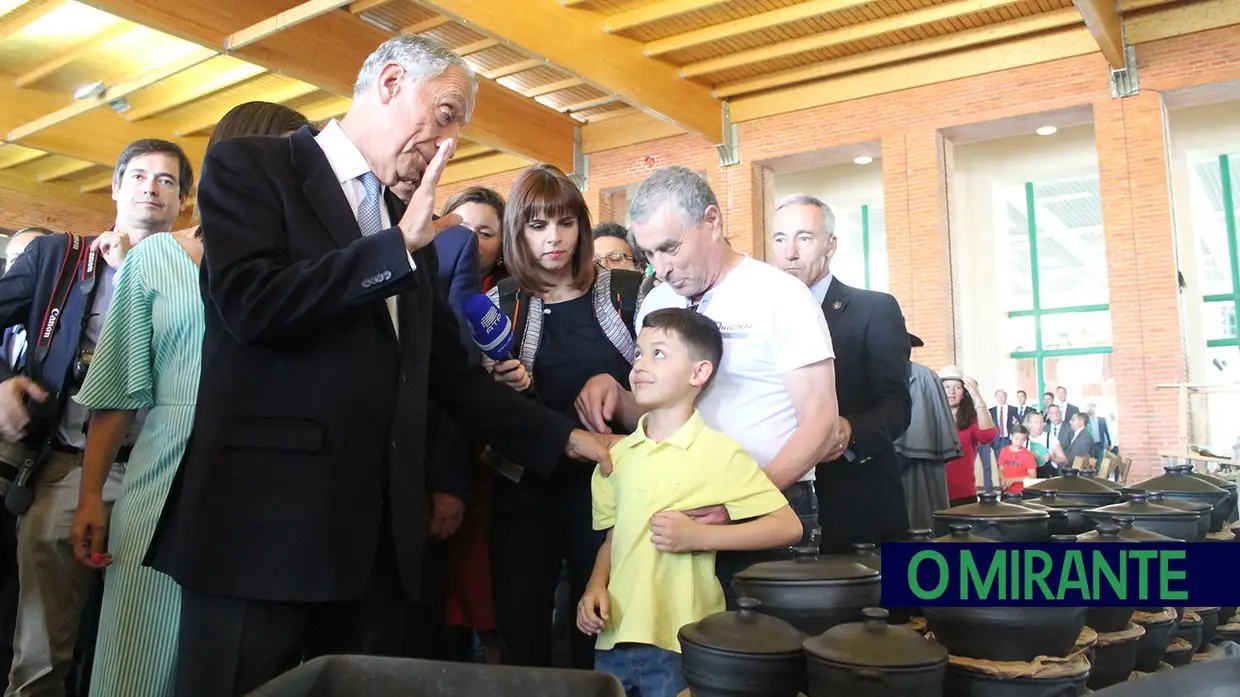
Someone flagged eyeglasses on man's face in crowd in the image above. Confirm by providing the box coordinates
[594,251,636,270]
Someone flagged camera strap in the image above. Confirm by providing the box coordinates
[29,235,99,385]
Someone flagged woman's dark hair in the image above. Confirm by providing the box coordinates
[503,165,594,294]
[193,102,311,227]
[954,389,977,432]
[208,101,311,149]
[442,186,506,224]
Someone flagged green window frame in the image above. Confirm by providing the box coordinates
[1007,181,1113,399]
[1204,154,1240,349]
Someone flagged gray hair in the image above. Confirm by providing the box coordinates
[354,34,478,119]
[775,193,836,236]
[629,166,719,227]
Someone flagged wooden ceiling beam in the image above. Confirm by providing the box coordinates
[125,59,268,121]
[441,152,529,185]
[644,0,871,57]
[419,0,723,141]
[522,76,583,97]
[36,159,98,182]
[350,0,394,13]
[13,23,133,88]
[483,58,545,80]
[78,0,578,170]
[714,8,1082,97]
[560,95,620,112]
[451,142,492,159]
[7,48,217,142]
[682,0,1022,78]
[173,81,321,136]
[0,0,66,41]
[1072,0,1127,69]
[0,147,51,171]
[226,0,353,50]
[604,0,729,34]
[402,15,450,33]
[79,172,115,193]
[580,111,683,153]
[302,97,353,122]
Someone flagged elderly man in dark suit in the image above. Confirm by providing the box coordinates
[772,194,912,552]
[156,34,614,697]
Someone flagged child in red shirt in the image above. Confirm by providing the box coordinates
[997,425,1038,493]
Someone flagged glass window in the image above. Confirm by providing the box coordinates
[1031,178,1110,309]
[1203,301,1237,342]
[1042,353,1117,421]
[1040,311,1113,351]
[1189,157,1238,297]
[830,205,888,292]
[1005,316,1036,354]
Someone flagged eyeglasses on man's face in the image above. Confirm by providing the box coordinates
[594,252,636,269]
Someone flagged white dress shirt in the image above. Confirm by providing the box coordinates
[809,273,834,304]
[313,119,415,333]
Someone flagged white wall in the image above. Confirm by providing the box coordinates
[1167,101,1240,454]
[773,162,886,291]
[950,126,1104,407]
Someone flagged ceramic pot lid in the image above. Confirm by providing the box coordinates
[1167,464,1237,492]
[907,529,935,542]
[1092,518,1176,542]
[1145,492,1213,514]
[1076,523,1125,542]
[1034,492,1099,509]
[679,598,804,654]
[1076,469,1125,490]
[1129,468,1226,496]
[804,608,948,668]
[933,492,1048,521]
[1016,498,1069,517]
[1088,493,1200,519]
[1025,469,1118,496]
[852,543,881,572]
[935,523,996,543]
[734,550,880,584]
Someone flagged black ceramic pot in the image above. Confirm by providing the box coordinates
[1168,464,1238,528]
[1162,641,1194,667]
[922,606,1087,662]
[1173,613,1203,653]
[803,608,948,697]
[1144,492,1212,540]
[1023,468,1123,506]
[1084,493,1203,541]
[1073,524,1135,632]
[678,597,806,697]
[932,492,1050,541]
[731,549,882,636]
[1111,516,1177,541]
[907,529,936,542]
[847,544,913,625]
[1132,613,1177,673]
[1006,494,1071,535]
[1125,467,1228,532]
[934,523,998,543]
[1028,492,1097,535]
[1078,467,1125,491]
[1188,607,1220,651]
[1087,623,1144,691]
[1049,534,1081,541]
[1219,607,1236,625]
[942,662,1089,697]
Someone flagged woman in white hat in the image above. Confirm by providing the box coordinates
[938,365,997,506]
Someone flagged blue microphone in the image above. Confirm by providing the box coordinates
[461,293,516,362]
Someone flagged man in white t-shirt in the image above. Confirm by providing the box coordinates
[576,166,841,603]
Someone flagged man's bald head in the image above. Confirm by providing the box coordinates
[5,227,52,273]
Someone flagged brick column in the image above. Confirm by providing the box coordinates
[884,130,957,370]
[1094,92,1187,481]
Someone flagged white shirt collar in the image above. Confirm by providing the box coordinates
[314,120,378,187]
[809,272,834,304]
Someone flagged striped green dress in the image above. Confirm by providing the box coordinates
[74,233,203,697]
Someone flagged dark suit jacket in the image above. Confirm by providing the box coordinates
[1013,405,1034,426]
[425,226,482,502]
[1064,428,1095,465]
[989,405,1018,439]
[149,127,576,604]
[0,233,98,420]
[814,279,912,553]
[1061,402,1080,422]
[431,227,481,365]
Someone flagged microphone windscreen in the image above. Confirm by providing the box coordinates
[461,293,515,361]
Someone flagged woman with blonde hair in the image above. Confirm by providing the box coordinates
[68,101,310,697]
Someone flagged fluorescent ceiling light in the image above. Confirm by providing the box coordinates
[854,155,873,165]
[1036,126,1058,136]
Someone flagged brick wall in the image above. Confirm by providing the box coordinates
[0,189,115,235]
[437,23,1240,479]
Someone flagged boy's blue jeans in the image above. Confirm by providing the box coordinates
[595,643,687,697]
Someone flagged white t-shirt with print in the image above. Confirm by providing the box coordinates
[635,256,835,480]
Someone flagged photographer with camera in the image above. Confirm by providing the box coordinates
[0,139,192,697]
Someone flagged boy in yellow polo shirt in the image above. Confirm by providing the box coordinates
[577,308,802,697]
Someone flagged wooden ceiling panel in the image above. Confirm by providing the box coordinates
[356,0,440,31]
[496,64,572,92]
[536,83,611,110]
[421,20,486,47]
[568,0,647,12]
[464,44,530,73]
[163,73,320,136]
[569,100,632,122]
[619,0,809,43]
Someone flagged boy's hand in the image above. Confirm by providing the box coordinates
[650,511,701,553]
[576,584,610,635]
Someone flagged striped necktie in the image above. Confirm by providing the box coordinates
[357,171,384,237]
